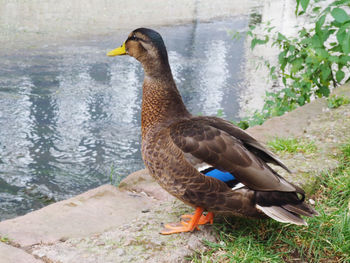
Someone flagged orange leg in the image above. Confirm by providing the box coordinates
[160,207,214,235]
[181,211,214,225]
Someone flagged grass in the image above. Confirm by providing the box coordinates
[327,95,350,109]
[190,141,350,263]
[0,236,10,244]
[267,137,317,154]
[108,164,123,186]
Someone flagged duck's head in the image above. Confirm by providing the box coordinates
[107,28,170,76]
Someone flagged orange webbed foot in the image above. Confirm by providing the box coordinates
[160,207,214,235]
[160,221,199,235]
[181,212,214,225]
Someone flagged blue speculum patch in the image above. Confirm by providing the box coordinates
[203,168,235,183]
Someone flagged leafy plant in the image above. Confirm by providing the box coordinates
[327,94,350,108]
[237,0,350,129]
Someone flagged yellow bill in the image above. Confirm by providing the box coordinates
[107,42,126,56]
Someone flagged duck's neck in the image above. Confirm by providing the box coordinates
[141,69,190,138]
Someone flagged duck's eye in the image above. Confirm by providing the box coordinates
[129,35,138,41]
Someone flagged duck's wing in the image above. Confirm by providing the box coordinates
[195,116,292,173]
[169,118,297,193]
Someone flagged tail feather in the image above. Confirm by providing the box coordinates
[256,205,308,226]
[282,203,319,217]
[254,190,318,225]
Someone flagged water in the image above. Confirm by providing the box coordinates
[0,18,248,221]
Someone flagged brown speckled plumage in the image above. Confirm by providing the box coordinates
[108,28,318,233]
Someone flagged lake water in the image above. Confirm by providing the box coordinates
[0,18,249,220]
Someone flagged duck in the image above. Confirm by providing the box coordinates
[107,28,318,235]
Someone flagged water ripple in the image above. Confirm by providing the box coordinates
[0,18,247,220]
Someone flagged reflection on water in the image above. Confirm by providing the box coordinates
[199,39,229,115]
[0,18,247,220]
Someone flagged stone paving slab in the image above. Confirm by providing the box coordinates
[0,242,41,263]
[0,185,155,248]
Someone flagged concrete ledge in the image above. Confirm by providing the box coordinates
[119,169,174,201]
[0,242,41,263]
[0,185,155,247]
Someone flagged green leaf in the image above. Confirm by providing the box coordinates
[286,53,296,63]
[329,45,342,52]
[315,14,326,36]
[336,29,346,44]
[339,55,350,64]
[284,88,296,98]
[336,70,345,83]
[236,120,249,130]
[331,8,350,24]
[270,66,276,75]
[328,56,339,63]
[301,0,310,11]
[267,26,276,33]
[251,38,258,50]
[316,48,329,59]
[321,64,331,82]
[298,96,306,106]
[295,0,301,15]
[322,29,336,43]
[250,36,269,50]
[289,45,296,53]
[317,86,330,97]
[282,76,287,86]
[311,34,322,47]
[279,51,288,70]
[277,33,287,41]
[291,58,304,73]
[300,37,312,45]
[312,7,321,13]
[331,20,342,28]
[249,25,256,31]
[299,28,308,37]
[341,32,350,53]
[338,22,350,33]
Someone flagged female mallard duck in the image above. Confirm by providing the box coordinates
[107,28,318,235]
